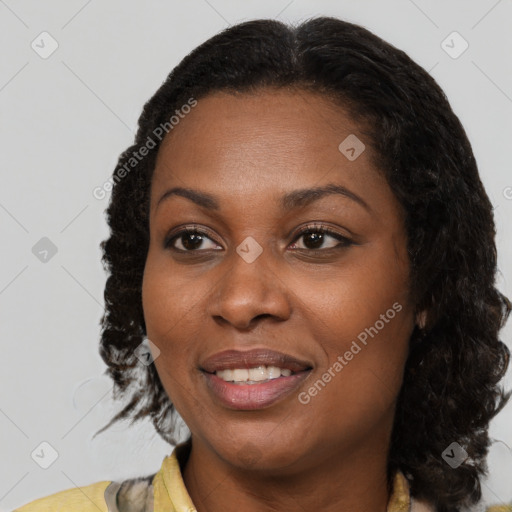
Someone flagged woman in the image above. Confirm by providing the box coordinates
[15,16,511,512]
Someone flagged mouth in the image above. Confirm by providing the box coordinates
[200,348,313,410]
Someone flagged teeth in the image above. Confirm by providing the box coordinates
[232,369,248,381]
[216,366,294,383]
[248,367,267,381]
[268,366,280,379]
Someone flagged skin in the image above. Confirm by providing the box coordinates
[142,88,418,512]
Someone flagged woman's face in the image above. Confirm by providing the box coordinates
[142,88,416,472]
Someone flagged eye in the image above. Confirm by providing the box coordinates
[289,223,353,251]
[164,223,353,253]
[164,227,221,252]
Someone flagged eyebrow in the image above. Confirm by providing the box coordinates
[156,183,371,213]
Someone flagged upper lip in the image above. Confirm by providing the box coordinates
[200,348,313,373]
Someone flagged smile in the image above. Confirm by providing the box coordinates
[200,349,313,410]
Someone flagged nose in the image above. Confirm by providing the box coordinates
[208,246,292,330]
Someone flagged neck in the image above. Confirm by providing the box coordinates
[182,436,392,512]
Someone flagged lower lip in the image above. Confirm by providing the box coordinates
[202,371,311,410]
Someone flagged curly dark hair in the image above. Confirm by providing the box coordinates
[95,16,511,512]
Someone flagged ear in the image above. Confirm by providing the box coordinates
[416,309,427,329]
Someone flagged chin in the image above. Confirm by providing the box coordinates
[208,431,308,473]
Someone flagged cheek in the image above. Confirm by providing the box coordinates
[142,252,205,341]
[141,257,202,386]
[299,244,412,402]
[298,293,410,447]
[301,251,411,347]
[142,264,203,423]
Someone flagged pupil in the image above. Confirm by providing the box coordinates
[305,232,323,249]
[183,233,203,250]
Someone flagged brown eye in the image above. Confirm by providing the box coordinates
[165,228,221,252]
[289,225,353,251]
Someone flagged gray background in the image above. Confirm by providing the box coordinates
[1,1,511,510]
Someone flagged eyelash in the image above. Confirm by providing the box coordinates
[164,223,353,252]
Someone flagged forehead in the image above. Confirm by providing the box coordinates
[150,88,395,216]
[155,88,366,168]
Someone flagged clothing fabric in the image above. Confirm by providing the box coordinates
[13,441,512,512]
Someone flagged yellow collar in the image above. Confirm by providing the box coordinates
[153,442,415,512]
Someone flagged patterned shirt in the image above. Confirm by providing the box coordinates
[14,441,512,512]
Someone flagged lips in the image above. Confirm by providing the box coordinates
[200,348,313,410]
[200,348,312,374]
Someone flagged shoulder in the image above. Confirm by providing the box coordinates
[410,495,512,512]
[411,498,512,512]
[13,480,112,512]
[13,474,155,512]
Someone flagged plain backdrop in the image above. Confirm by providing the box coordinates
[1,1,511,510]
